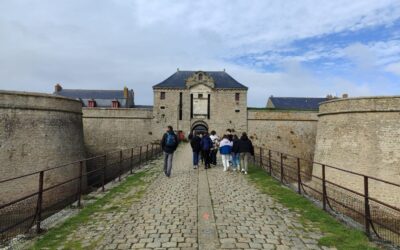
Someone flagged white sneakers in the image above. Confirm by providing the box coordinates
[245,171,248,175]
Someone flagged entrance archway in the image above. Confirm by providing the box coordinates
[191,121,208,135]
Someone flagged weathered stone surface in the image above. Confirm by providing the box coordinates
[0,90,86,205]
[313,96,400,206]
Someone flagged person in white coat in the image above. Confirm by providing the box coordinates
[219,135,233,172]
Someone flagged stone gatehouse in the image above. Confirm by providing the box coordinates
[152,70,248,138]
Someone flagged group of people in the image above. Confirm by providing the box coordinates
[189,128,254,174]
[160,126,254,177]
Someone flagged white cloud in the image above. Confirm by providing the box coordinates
[0,0,399,105]
[385,62,400,75]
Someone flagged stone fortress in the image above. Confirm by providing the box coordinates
[1,69,399,207]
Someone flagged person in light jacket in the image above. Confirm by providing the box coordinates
[219,135,233,172]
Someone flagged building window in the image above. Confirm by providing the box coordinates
[160,92,166,100]
[199,73,203,81]
[88,99,96,108]
[198,93,203,98]
[235,93,240,101]
[179,92,183,120]
[160,106,165,109]
[112,100,120,108]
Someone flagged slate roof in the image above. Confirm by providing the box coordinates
[153,71,247,89]
[54,89,134,108]
[55,89,125,99]
[268,97,329,110]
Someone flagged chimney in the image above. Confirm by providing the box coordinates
[342,93,349,98]
[177,68,179,72]
[123,86,129,99]
[54,83,62,93]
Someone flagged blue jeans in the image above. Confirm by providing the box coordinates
[193,151,200,166]
[232,153,240,168]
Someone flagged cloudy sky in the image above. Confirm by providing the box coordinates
[1,0,400,106]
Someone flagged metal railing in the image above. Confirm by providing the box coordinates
[0,143,162,244]
[254,147,400,246]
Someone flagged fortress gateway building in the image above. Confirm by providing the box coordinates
[151,70,248,138]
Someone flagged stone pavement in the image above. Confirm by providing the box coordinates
[50,144,333,249]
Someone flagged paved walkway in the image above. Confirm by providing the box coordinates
[58,144,331,249]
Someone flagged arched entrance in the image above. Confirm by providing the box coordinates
[191,121,208,135]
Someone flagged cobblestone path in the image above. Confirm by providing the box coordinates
[51,144,332,249]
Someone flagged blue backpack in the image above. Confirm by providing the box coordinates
[165,133,176,147]
[202,137,212,151]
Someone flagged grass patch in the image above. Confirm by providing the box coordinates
[31,167,158,250]
[247,164,378,250]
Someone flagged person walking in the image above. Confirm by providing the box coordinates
[232,134,240,172]
[219,135,233,171]
[161,125,179,177]
[209,130,219,166]
[238,132,254,175]
[190,131,201,169]
[200,131,213,169]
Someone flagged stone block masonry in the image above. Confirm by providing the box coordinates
[0,90,86,205]
[312,96,400,207]
[248,109,319,176]
[82,107,154,157]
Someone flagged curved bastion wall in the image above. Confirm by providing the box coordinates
[312,96,400,207]
[0,91,86,206]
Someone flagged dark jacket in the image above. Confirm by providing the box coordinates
[232,138,240,153]
[161,131,179,153]
[200,135,213,151]
[190,135,201,152]
[238,135,254,155]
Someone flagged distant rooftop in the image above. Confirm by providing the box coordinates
[267,97,330,111]
[153,70,248,89]
[53,84,135,108]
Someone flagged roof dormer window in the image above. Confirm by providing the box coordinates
[112,100,120,108]
[198,73,203,81]
[88,99,96,108]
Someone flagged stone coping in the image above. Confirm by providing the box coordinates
[0,90,82,114]
[319,96,400,116]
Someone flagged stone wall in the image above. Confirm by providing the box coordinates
[0,91,86,205]
[312,96,400,207]
[82,107,154,157]
[247,109,319,176]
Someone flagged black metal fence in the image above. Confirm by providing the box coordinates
[0,143,162,244]
[254,147,400,246]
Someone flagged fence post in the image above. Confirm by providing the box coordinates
[36,171,44,234]
[146,145,149,162]
[322,164,327,211]
[77,161,83,208]
[280,153,284,183]
[151,144,154,159]
[139,146,142,167]
[364,176,371,237]
[102,155,106,192]
[119,150,122,181]
[268,150,272,175]
[130,148,134,174]
[259,148,263,167]
[297,157,301,194]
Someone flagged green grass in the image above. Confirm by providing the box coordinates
[247,164,378,250]
[30,167,158,250]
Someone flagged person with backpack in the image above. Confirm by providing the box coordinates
[232,134,240,172]
[190,131,201,169]
[200,131,213,169]
[238,132,254,175]
[161,125,179,177]
[219,135,233,172]
[209,130,219,166]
